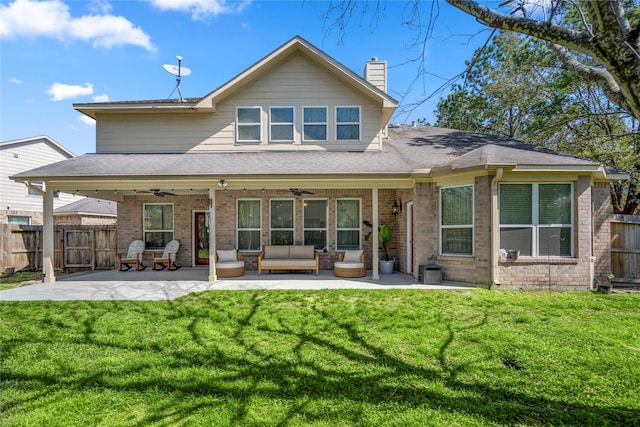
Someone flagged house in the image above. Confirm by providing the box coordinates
[53,197,117,225]
[10,36,626,290]
[1,136,76,225]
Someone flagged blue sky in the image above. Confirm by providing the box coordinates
[1,0,490,155]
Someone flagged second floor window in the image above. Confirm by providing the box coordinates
[270,107,294,142]
[27,182,59,198]
[237,107,261,142]
[336,106,360,141]
[303,107,327,141]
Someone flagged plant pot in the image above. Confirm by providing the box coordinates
[4,267,15,276]
[379,260,394,274]
[508,250,520,260]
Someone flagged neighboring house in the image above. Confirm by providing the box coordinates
[1,136,76,225]
[54,197,117,225]
[11,36,626,290]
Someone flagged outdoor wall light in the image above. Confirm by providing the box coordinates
[391,199,402,216]
[218,179,228,188]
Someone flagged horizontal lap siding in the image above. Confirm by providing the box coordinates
[1,140,76,212]
[96,54,382,153]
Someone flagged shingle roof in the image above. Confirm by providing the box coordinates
[10,126,604,181]
[53,197,117,215]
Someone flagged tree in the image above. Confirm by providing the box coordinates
[446,0,640,120]
[435,30,640,214]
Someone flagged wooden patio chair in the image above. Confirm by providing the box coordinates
[118,240,146,271]
[151,240,181,271]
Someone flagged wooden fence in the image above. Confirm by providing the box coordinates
[0,224,117,272]
[610,214,640,286]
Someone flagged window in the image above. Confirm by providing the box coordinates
[499,183,573,257]
[303,107,327,141]
[336,106,360,141]
[27,182,44,195]
[336,199,361,250]
[237,199,261,251]
[270,199,294,245]
[27,182,59,198]
[440,185,474,256]
[303,199,327,250]
[8,215,31,225]
[270,107,294,142]
[236,107,261,142]
[144,203,173,250]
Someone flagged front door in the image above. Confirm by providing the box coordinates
[194,211,210,265]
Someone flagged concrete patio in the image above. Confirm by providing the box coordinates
[0,268,483,301]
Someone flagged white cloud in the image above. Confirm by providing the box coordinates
[149,0,250,20]
[78,115,96,126]
[0,0,155,52]
[8,77,22,84]
[88,0,112,14]
[46,82,94,101]
[93,94,110,102]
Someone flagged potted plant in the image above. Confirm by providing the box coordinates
[363,220,394,274]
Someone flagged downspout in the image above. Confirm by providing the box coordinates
[490,168,504,288]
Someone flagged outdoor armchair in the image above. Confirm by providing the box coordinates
[215,249,245,277]
[118,240,146,271]
[334,250,366,278]
[151,240,181,271]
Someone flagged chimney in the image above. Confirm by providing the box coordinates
[364,57,387,93]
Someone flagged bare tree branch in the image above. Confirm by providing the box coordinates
[446,0,640,120]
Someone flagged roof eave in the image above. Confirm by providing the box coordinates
[74,101,212,119]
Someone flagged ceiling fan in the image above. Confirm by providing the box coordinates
[289,188,314,197]
[138,189,176,197]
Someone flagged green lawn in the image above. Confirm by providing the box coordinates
[1,290,639,426]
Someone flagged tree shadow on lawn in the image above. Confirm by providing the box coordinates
[2,294,638,426]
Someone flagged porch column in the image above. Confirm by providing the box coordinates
[43,188,55,283]
[372,187,379,280]
[208,187,217,282]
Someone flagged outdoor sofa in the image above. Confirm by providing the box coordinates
[258,245,319,276]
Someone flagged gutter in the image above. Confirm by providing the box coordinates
[490,168,503,287]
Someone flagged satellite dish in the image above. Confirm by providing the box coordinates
[163,55,191,102]
[163,64,192,77]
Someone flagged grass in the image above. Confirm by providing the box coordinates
[1,290,639,426]
[0,270,45,290]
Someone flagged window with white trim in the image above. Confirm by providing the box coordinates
[236,107,261,142]
[270,199,294,245]
[144,203,174,250]
[303,199,327,251]
[499,183,573,257]
[303,107,327,141]
[336,106,360,141]
[336,198,361,250]
[8,215,31,225]
[269,107,294,142]
[440,185,474,256]
[27,182,59,198]
[237,199,262,251]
